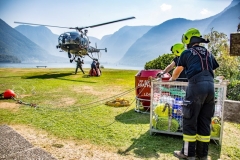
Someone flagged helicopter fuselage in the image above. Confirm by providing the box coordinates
[56,31,107,59]
[57,31,89,56]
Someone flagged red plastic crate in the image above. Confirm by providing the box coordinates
[135,70,171,110]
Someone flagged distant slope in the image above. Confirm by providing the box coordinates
[15,25,102,61]
[0,19,65,63]
[1,0,238,65]
[215,0,240,16]
[88,36,100,46]
[203,2,240,34]
[15,25,66,58]
[98,26,152,63]
[119,1,240,66]
[119,18,212,66]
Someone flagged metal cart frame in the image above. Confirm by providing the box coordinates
[149,79,228,145]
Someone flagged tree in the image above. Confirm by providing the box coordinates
[204,29,240,80]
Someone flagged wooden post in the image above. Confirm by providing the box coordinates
[230,33,240,56]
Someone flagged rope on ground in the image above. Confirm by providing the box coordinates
[11,97,39,109]
[4,83,150,129]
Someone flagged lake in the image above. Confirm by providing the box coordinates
[0,62,144,71]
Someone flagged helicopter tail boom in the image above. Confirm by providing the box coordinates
[88,46,107,53]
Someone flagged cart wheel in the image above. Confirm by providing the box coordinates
[150,130,153,135]
[135,99,139,112]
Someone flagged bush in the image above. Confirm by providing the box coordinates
[144,53,175,70]
[227,80,240,101]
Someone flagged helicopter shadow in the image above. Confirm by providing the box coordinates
[115,109,149,124]
[22,73,96,83]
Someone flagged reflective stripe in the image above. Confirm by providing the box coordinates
[196,134,211,142]
[183,141,189,156]
[183,134,196,142]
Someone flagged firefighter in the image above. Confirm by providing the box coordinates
[157,43,187,82]
[90,59,99,76]
[170,28,219,160]
[95,59,101,75]
[75,58,85,74]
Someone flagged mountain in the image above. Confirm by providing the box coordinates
[14,23,151,64]
[0,19,65,63]
[88,36,100,46]
[203,2,240,34]
[119,1,240,66]
[215,0,240,16]
[1,0,239,65]
[15,25,102,62]
[97,25,152,63]
[15,25,65,58]
[118,18,212,66]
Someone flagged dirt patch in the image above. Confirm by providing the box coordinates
[73,86,131,98]
[0,102,20,112]
[10,124,141,160]
[73,86,102,96]
[57,97,76,107]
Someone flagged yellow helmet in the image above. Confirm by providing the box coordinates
[182,28,209,45]
[171,43,185,57]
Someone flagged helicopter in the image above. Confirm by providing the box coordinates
[14,17,136,63]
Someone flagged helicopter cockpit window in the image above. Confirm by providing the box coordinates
[69,32,80,43]
[58,33,69,44]
[81,36,88,46]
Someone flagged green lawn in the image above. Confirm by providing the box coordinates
[0,68,239,160]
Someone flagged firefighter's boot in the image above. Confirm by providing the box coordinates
[173,151,195,160]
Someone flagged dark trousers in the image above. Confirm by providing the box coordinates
[181,71,215,157]
[75,65,85,74]
[91,65,98,76]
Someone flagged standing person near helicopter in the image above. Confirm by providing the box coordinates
[171,28,219,160]
[157,43,187,82]
[95,59,101,75]
[75,57,85,74]
[90,59,99,76]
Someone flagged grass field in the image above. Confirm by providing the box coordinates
[0,68,239,160]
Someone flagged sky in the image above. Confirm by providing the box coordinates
[0,0,233,39]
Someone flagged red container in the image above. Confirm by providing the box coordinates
[135,70,171,110]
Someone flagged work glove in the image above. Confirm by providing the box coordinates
[157,72,164,78]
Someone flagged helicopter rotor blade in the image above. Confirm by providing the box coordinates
[14,21,71,29]
[74,16,136,31]
[15,16,135,31]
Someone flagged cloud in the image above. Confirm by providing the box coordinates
[200,8,211,15]
[160,3,172,12]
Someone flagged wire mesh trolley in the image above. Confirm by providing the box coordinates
[149,79,228,145]
[135,70,170,113]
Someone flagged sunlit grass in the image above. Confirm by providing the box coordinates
[0,68,239,159]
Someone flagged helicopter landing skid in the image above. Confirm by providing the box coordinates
[70,55,77,63]
[68,52,71,58]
